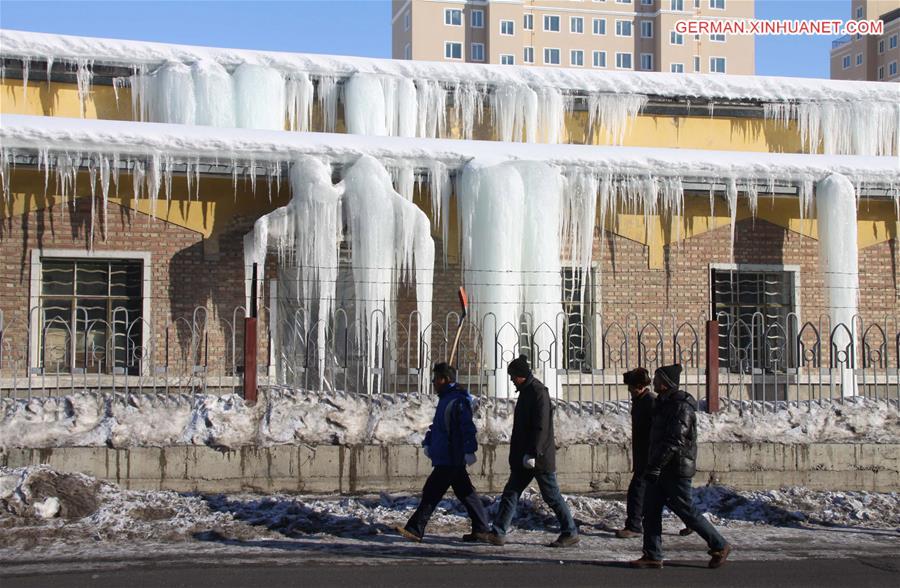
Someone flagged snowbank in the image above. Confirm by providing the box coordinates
[1,390,897,450]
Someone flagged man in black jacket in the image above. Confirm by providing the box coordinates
[630,364,732,569]
[615,367,655,539]
[487,355,578,548]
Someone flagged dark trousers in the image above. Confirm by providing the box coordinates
[492,468,577,536]
[624,472,648,532]
[405,466,490,537]
[642,474,727,560]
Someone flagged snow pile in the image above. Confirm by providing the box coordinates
[2,390,898,450]
[1,467,101,519]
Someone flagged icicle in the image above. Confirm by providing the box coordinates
[587,93,647,145]
[562,169,598,305]
[88,157,98,249]
[316,75,340,133]
[427,161,452,264]
[344,74,388,136]
[99,155,110,240]
[490,84,538,143]
[45,56,53,84]
[21,58,29,102]
[416,80,447,138]
[75,58,93,118]
[39,146,50,196]
[725,178,738,263]
[147,153,161,218]
[452,82,483,140]
[765,100,898,156]
[146,61,196,125]
[798,179,814,220]
[193,60,236,127]
[535,86,567,144]
[0,149,11,203]
[285,73,314,132]
[233,64,285,130]
[390,162,415,201]
[129,65,148,121]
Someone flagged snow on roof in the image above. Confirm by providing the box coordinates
[2,113,898,187]
[2,28,898,104]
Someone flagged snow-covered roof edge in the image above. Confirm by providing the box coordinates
[2,29,898,104]
[2,114,898,189]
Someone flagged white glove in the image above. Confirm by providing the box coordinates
[423,445,431,458]
[465,453,477,466]
[523,454,536,469]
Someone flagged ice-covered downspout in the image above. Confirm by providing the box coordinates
[816,173,859,397]
[459,161,565,398]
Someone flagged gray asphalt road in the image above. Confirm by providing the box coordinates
[3,558,898,588]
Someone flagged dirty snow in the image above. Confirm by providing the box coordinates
[0,465,897,570]
[1,390,898,450]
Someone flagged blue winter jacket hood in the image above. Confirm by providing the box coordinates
[423,383,478,467]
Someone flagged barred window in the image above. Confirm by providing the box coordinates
[562,267,594,370]
[712,268,794,373]
[39,258,143,374]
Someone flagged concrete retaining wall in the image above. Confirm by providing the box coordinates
[2,443,897,493]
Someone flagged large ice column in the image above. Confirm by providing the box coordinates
[147,62,196,125]
[286,73,314,132]
[192,61,236,128]
[233,64,286,130]
[491,85,538,143]
[342,155,435,391]
[816,173,859,397]
[344,74,388,136]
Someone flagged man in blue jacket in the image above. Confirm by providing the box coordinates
[396,362,491,543]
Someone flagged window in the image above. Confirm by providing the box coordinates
[694,0,700,6]
[890,62,897,77]
[878,66,885,80]
[878,39,885,54]
[471,43,485,62]
[709,0,725,9]
[640,53,654,70]
[404,11,410,31]
[38,257,144,375]
[855,6,863,18]
[616,20,633,37]
[616,0,632,3]
[501,19,515,35]
[641,20,653,38]
[616,52,633,69]
[571,16,584,34]
[444,8,462,26]
[671,0,684,10]
[444,42,462,60]
[842,55,851,69]
[670,31,684,45]
[404,43,411,60]
[524,46,535,63]
[524,13,534,30]
[642,0,654,5]
[544,15,560,32]
[856,53,863,66]
[571,49,584,66]
[710,56,726,73]
[593,50,607,67]
[693,56,700,71]
[891,35,897,49]
[712,268,795,374]
[593,18,606,35]
[710,33,725,42]
[471,9,484,28]
[562,267,595,370]
[501,54,515,65]
[544,48,561,64]
[671,62,684,72]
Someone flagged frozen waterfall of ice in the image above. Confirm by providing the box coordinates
[192,60,236,128]
[232,64,286,131]
[764,101,899,156]
[147,62,196,126]
[816,173,859,397]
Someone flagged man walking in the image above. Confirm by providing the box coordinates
[630,364,732,569]
[615,367,655,539]
[396,363,491,543]
[488,355,578,548]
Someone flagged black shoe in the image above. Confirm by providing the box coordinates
[486,532,506,546]
[548,533,580,548]
[462,531,491,543]
[395,525,422,543]
[615,528,641,539]
[679,527,694,536]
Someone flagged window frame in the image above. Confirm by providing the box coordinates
[571,49,585,67]
[615,19,633,37]
[524,13,534,31]
[444,41,463,60]
[593,50,607,68]
[544,14,561,32]
[471,9,484,29]
[709,0,725,9]
[544,47,561,65]
[471,42,485,62]
[670,31,684,45]
[710,33,725,42]
[500,53,516,65]
[640,53,654,70]
[29,249,152,375]
[671,62,684,72]
[524,46,535,64]
[571,16,585,34]
[615,51,633,69]
[444,8,463,27]
[641,20,654,38]
[842,54,851,69]
[593,17,607,35]
[709,56,726,73]
[500,19,515,36]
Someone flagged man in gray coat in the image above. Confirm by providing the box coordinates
[487,354,578,548]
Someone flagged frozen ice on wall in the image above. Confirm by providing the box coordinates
[344,74,388,136]
[490,84,538,143]
[764,101,899,156]
[146,62,196,126]
[285,73,314,132]
[192,60,236,128]
[232,64,286,131]
[588,93,647,146]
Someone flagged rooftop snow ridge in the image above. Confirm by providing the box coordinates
[2,29,898,104]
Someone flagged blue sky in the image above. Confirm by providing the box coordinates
[0,0,850,78]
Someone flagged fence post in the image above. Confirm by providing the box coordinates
[243,263,258,405]
[705,319,719,413]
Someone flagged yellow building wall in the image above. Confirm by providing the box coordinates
[3,78,804,153]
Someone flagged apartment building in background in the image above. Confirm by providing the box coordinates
[830,0,899,82]
[392,0,755,74]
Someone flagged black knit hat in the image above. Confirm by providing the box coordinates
[623,367,651,388]
[507,354,531,378]
[654,364,682,390]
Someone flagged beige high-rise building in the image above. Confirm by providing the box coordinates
[392,0,755,75]
[830,0,899,82]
